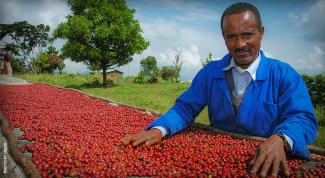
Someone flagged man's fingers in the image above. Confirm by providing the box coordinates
[122,129,163,147]
[132,135,148,146]
[259,156,273,177]
[145,136,161,146]
[251,149,265,174]
[281,159,290,176]
[271,158,281,178]
[121,135,132,145]
[250,149,258,165]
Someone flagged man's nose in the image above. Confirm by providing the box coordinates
[235,37,246,49]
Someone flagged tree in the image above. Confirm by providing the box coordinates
[87,61,101,73]
[160,66,174,81]
[54,0,149,87]
[172,50,183,83]
[11,57,27,74]
[34,46,65,73]
[140,56,159,83]
[0,21,51,73]
[302,74,325,107]
[201,52,213,67]
[0,23,15,40]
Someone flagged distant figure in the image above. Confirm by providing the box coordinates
[0,57,3,75]
[1,51,13,76]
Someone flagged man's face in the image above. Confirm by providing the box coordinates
[222,11,264,69]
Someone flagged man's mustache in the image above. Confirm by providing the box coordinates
[234,48,250,53]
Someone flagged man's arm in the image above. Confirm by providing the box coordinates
[273,64,318,158]
[251,64,318,177]
[122,67,208,146]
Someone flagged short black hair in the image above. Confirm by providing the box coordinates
[221,2,262,33]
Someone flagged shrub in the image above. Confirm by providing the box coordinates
[160,66,174,81]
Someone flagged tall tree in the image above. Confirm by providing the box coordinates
[140,56,159,83]
[201,52,213,67]
[54,0,149,87]
[0,24,12,40]
[173,50,183,83]
[34,46,65,73]
[0,21,51,73]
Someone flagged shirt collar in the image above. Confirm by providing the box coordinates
[222,52,261,81]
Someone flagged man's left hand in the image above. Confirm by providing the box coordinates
[250,134,290,177]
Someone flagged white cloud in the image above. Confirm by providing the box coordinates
[289,0,325,43]
[289,45,325,75]
[157,45,203,81]
[0,0,227,79]
[182,45,202,69]
[118,17,227,80]
[36,0,69,29]
[171,3,220,22]
[136,0,219,23]
[0,0,69,29]
[141,19,179,40]
[313,46,324,56]
[158,45,202,69]
[62,59,89,74]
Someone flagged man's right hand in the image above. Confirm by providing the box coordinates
[121,128,163,146]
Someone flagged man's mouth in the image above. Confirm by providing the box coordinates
[235,50,250,57]
[234,48,250,55]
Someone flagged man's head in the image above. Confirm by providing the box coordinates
[221,3,264,69]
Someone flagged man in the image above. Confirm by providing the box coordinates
[122,2,317,177]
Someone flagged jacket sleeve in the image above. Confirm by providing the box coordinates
[273,64,318,159]
[146,67,208,135]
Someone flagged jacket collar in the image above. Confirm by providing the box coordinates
[222,52,261,81]
[212,50,269,81]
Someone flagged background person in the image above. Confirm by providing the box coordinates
[2,51,13,76]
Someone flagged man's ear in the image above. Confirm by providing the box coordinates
[259,26,265,39]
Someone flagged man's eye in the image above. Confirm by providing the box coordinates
[227,35,235,40]
[243,32,253,37]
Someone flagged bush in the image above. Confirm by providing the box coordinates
[133,74,145,84]
[139,56,159,83]
[160,66,174,81]
[34,53,65,73]
[11,57,27,74]
[302,74,325,108]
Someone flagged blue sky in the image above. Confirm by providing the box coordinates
[1,0,324,81]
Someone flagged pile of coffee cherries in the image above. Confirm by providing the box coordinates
[0,84,324,177]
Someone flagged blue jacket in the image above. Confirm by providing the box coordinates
[147,51,318,159]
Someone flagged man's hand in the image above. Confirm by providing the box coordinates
[250,134,290,177]
[121,128,163,146]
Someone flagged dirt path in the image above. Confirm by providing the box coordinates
[0,75,30,85]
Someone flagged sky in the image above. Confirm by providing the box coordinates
[1,0,324,81]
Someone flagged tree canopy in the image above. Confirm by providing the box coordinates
[302,74,325,107]
[54,0,149,87]
[34,46,65,73]
[160,66,174,81]
[140,56,159,83]
[0,21,52,73]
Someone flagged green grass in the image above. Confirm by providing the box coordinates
[314,126,325,148]
[17,73,324,147]
[18,73,99,88]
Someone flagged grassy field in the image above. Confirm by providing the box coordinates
[17,73,325,148]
